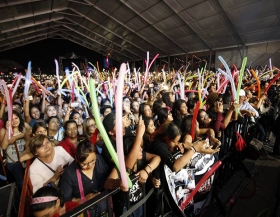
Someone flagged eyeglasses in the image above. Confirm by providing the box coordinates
[37,141,51,150]
[80,158,96,168]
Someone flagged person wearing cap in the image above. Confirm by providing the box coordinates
[239,89,259,117]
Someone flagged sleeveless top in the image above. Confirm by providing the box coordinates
[6,138,25,163]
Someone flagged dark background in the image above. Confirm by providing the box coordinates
[0,38,113,74]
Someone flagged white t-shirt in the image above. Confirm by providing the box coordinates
[53,128,64,142]
[29,146,74,193]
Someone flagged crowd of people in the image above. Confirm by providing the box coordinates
[0,63,279,217]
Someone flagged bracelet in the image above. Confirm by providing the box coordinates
[146,164,152,171]
[190,146,196,153]
[143,168,150,176]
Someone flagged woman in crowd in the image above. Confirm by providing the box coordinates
[29,134,74,193]
[181,115,221,151]
[46,116,64,144]
[139,103,153,118]
[0,110,31,192]
[20,121,49,162]
[142,117,156,151]
[60,139,109,217]
[172,99,188,128]
[44,105,60,120]
[105,118,161,217]
[58,120,79,158]
[131,100,140,124]
[150,122,219,215]
[200,92,238,134]
[161,91,175,109]
[83,117,99,145]
[30,185,79,217]
[23,98,44,127]
[69,111,84,136]
[152,99,166,116]
[156,107,173,127]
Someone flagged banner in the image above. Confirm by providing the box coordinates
[164,151,215,216]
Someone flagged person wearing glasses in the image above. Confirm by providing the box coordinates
[83,117,99,145]
[60,139,109,217]
[29,134,74,193]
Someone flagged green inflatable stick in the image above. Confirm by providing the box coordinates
[89,78,132,188]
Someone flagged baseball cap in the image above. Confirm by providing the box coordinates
[239,89,245,96]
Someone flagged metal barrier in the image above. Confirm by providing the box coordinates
[215,117,252,192]
[61,176,155,217]
[17,118,255,217]
[18,159,33,217]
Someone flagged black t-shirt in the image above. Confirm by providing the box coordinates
[101,138,117,168]
[112,152,146,216]
[150,139,176,170]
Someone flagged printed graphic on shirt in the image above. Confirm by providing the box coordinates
[164,151,215,216]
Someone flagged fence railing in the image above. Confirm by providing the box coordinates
[17,118,254,217]
[18,159,33,217]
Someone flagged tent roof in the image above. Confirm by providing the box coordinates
[0,0,279,61]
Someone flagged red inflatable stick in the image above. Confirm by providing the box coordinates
[191,101,200,140]
[180,160,222,210]
[264,73,280,94]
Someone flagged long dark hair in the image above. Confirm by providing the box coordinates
[152,99,164,115]
[172,99,187,123]
[124,136,144,172]
[139,103,150,118]
[162,92,173,108]
[152,122,181,144]
[30,105,40,119]
[181,115,196,139]
[157,108,169,126]
[3,110,24,132]
[32,121,48,134]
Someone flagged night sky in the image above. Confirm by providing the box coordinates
[0,38,110,74]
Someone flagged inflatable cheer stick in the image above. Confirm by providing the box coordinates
[180,160,222,210]
[264,73,280,94]
[24,61,32,99]
[191,101,200,141]
[0,80,13,139]
[250,69,260,99]
[89,78,132,188]
[55,59,61,95]
[236,57,247,102]
[115,63,130,189]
